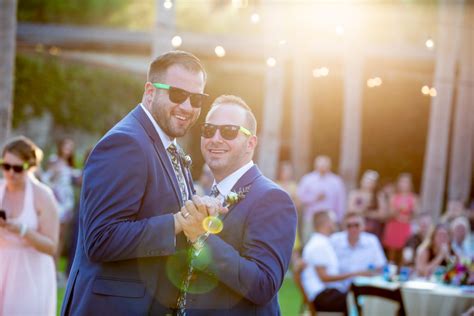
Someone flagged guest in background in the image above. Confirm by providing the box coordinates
[441,200,467,223]
[383,173,418,265]
[330,211,386,291]
[301,211,366,315]
[415,223,456,277]
[402,212,433,266]
[194,163,213,196]
[42,137,78,284]
[450,216,472,260]
[276,161,302,244]
[0,136,60,315]
[347,170,387,239]
[297,155,346,242]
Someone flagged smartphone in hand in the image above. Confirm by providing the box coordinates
[0,210,6,221]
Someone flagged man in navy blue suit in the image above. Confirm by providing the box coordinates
[61,51,220,315]
[176,95,298,315]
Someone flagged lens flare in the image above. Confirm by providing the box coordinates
[202,216,224,234]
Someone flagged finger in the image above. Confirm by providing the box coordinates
[218,206,229,215]
[191,195,207,216]
[183,199,200,218]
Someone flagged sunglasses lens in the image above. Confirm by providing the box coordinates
[201,124,217,138]
[220,126,239,140]
[168,87,189,104]
[1,163,24,173]
[189,95,204,108]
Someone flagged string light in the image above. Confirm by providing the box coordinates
[215,46,226,57]
[313,67,330,78]
[367,77,382,88]
[336,25,345,36]
[163,0,173,10]
[266,57,276,67]
[251,13,260,24]
[421,85,431,95]
[429,87,437,97]
[425,38,434,49]
[171,36,182,48]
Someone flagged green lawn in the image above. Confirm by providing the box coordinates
[56,264,301,316]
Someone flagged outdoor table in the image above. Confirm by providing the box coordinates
[351,276,474,316]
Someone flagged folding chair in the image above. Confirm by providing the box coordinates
[292,267,317,316]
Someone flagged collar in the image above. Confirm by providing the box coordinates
[140,103,176,150]
[214,160,254,197]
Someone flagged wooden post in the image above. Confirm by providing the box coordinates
[291,53,313,180]
[339,53,364,191]
[421,0,464,219]
[153,0,176,58]
[448,6,473,204]
[0,0,17,146]
[257,61,285,179]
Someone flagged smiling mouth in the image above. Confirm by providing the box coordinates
[174,114,190,121]
[208,149,228,154]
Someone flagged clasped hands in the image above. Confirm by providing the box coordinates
[174,195,228,243]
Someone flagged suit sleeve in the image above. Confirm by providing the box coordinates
[196,188,297,305]
[81,132,176,262]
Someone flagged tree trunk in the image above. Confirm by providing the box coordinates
[0,0,17,146]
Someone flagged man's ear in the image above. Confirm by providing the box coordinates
[247,135,258,152]
[143,82,155,105]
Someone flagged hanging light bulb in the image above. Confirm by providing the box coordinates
[251,13,260,24]
[215,46,226,58]
[163,0,173,10]
[266,57,276,67]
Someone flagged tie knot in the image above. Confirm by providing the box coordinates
[210,185,220,198]
[167,144,178,156]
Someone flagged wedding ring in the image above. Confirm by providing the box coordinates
[181,211,190,219]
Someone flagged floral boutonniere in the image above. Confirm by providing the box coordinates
[177,147,192,168]
[224,185,251,208]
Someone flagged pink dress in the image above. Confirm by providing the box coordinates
[383,193,416,250]
[0,176,56,316]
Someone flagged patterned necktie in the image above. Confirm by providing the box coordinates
[210,184,219,198]
[176,184,223,315]
[167,144,188,202]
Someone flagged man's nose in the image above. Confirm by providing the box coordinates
[178,96,193,111]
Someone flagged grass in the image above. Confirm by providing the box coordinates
[56,260,301,316]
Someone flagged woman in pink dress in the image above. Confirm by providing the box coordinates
[383,173,418,265]
[0,136,59,316]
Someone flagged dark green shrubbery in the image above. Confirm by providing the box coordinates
[14,53,144,134]
[18,0,131,26]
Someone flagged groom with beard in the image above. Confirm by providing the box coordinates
[175,95,297,315]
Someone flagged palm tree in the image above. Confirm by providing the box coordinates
[0,0,17,146]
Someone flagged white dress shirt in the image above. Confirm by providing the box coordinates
[140,103,177,151]
[213,160,254,199]
[330,231,387,291]
[301,233,341,301]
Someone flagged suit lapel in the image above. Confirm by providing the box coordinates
[222,165,261,219]
[131,105,183,205]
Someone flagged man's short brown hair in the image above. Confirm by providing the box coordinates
[208,95,257,134]
[147,50,206,83]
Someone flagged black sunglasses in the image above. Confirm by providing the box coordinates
[346,222,361,228]
[200,123,252,141]
[1,162,28,173]
[153,83,208,108]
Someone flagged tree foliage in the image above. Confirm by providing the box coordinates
[13,53,143,133]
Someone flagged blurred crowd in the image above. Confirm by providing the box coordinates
[258,154,472,314]
[1,136,472,315]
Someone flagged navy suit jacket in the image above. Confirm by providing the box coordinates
[184,165,297,316]
[61,105,194,315]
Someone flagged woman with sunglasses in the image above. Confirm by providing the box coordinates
[0,136,59,316]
